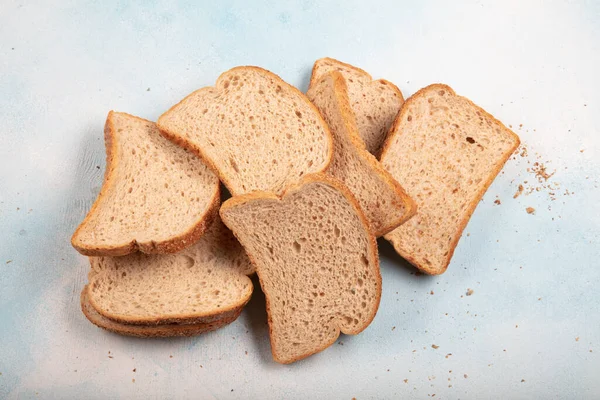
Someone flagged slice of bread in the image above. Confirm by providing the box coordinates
[71,111,220,257]
[310,58,404,157]
[157,66,333,196]
[380,84,520,275]
[81,287,241,338]
[86,217,254,325]
[307,71,416,236]
[220,174,381,364]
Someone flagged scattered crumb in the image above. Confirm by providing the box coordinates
[538,297,542,301]
[432,344,439,349]
[404,379,408,383]
[133,368,136,372]
[96,165,100,169]
[516,324,519,328]
[392,326,396,331]
[590,350,593,353]
[169,355,173,358]
[445,353,452,358]
[108,356,113,359]
[200,365,203,368]
[580,149,585,153]
[526,207,535,214]
[521,379,525,383]
[245,351,248,355]
[576,337,579,342]
[132,378,135,383]
[494,199,501,205]
[464,374,468,378]
[5,260,12,264]
[466,288,474,296]
[147,88,151,91]
[513,184,524,199]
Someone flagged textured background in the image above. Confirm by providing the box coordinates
[1,0,599,399]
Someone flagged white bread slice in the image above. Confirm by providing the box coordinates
[72,111,220,257]
[307,71,416,236]
[157,66,333,196]
[380,84,520,275]
[220,174,381,364]
[87,217,254,325]
[81,287,241,338]
[310,58,404,157]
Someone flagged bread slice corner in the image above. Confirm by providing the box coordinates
[310,57,404,157]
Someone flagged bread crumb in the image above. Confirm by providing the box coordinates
[580,149,585,153]
[169,355,173,358]
[132,379,135,383]
[513,184,524,199]
[133,368,136,372]
[430,290,434,295]
[494,199,501,205]
[432,344,439,349]
[404,379,408,383]
[445,353,452,358]
[392,326,396,331]
[5,260,12,264]
[521,379,525,383]
[466,288,474,296]
[526,207,535,214]
[147,88,151,92]
[576,337,579,342]
[464,374,468,378]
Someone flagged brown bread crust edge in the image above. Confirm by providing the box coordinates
[220,173,381,364]
[71,111,221,257]
[81,286,241,337]
[310,71,417,236]
[380,84,521,275]
[157,66,335,197]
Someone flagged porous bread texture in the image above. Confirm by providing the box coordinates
[310,57,404,157]
[158,66,333,196]
[220,174,381,364]
[72,111,220,257]
[306,71,416,237]
[87,217,254,325]
[81,287,241,338]
[380,84,520,275]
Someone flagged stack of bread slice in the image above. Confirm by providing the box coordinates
[72,60,519,363]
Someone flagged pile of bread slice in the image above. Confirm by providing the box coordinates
[72,58,520,364]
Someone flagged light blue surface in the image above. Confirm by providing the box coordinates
[1,0,599,398]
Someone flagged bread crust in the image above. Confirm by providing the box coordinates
[310,57,405,158]
[220,173,381,364]
[71,111,220,257]
[81,287,241,337]
[157,66,335,196]
[309,71,416,237]
[380,84,521,275]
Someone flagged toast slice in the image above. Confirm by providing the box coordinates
[380,84,520,275]
[86,217,254,325]
[310,58,404,157]
[220,174,381,364]
[71,111,220,257]
[307,71,416,236]
[157,66,333,196]
[81,287,241,338]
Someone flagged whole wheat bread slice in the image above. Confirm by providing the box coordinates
[87,217,254,325]
[380,84,520,275]
[72,111,220,257]
[81,287,241,338]
[310,58,404,157]
[307,71,416,236]
[157,66,333,196]
[220,173,381,364]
